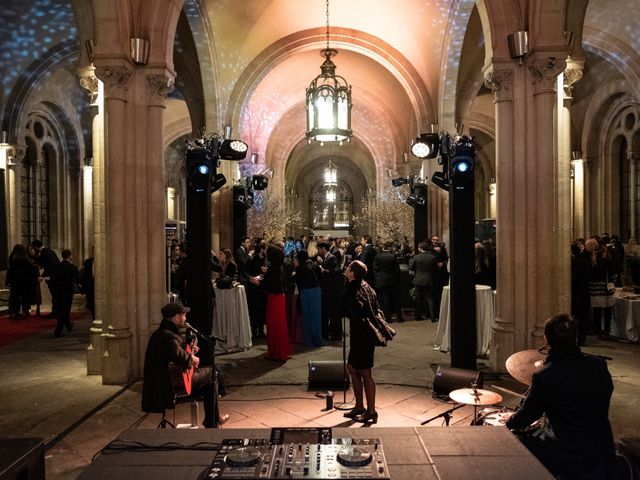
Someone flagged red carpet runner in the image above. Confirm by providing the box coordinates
[0,311,85,346]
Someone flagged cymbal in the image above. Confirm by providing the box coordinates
[449,388,502,406]
[506,349,546,386]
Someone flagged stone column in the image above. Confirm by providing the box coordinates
[94,63,135,384]
[528,55,567,342]
[558,60,584,313]
[79,69,104,374]
[143,72,174,340]
[484,66,517,372]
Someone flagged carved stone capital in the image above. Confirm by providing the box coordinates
[146,74,174,101]
[94,65,132,96]
[563,67,583,97]
[484,69,513,102]
[79,74,99,104]
[528,57,566,94]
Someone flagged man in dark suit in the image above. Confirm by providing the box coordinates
[54,249,79,337]
[373,241,402,322]
[506,314,616,479]
[409,241,439,321]
[141,302,226,427]
[317,241,344,340]
[235,236,252,285]
[430,234,449,317]
[31,239,60,317]
[359,235,377,286]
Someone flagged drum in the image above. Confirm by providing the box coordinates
[478,407,546,435]
[478,407,513,426]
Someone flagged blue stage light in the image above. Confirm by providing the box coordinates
[197,164,209,175]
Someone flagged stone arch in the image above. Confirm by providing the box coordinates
[2,40,80,142]
[226,27,434,133]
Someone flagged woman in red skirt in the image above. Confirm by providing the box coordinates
[251,244,292,361]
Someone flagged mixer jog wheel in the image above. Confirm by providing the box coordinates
[337,445,373,467]
[224,446,263,467]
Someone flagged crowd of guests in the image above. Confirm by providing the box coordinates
[5,240,93,337]
[571,233,625,345]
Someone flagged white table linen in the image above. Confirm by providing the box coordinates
[435,284,495,355]
[213,284,252,352]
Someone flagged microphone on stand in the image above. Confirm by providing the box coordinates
[185,322,203,337]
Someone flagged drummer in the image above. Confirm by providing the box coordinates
[506,313,616,480]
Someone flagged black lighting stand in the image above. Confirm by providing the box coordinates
[421,403,466,426]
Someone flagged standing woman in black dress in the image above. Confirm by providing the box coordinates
[342,260,379,423]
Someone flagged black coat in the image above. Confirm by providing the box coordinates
[37,247,60,278]
[410,251,438,287]
[506,347,616,479]
[318,252,343,295]
[56,260,79,298]
[141,319,193,413]
[235,247,251,283]
[373,251,400,287]
[360,243,377,284]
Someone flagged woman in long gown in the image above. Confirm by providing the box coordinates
[252,244,292,361]
[293,250,326,347]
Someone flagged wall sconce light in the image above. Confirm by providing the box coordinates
[507,31,528,66]
[570,150,582,164]
[250,152,259,164]
[130,38,150,65]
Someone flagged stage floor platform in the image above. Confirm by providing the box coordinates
[79,427,554,480]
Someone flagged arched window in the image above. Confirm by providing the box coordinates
[21,117,57,246]
[310,181,352,231]
[618,137,630,242]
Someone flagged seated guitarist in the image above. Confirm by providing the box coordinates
[141,302,226,427]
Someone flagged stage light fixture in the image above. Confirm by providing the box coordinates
[411,133,440,159]
[449,136,475,191]
[219,139,248,160]
[391,177,409,187]
[187,149,213,193]
[252,174,269,191]
[211,173,226,192]
[405,182,428,208]
[431,171,449,191]
[233,184,254,210]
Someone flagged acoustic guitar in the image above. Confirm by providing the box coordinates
[169,335,197,396]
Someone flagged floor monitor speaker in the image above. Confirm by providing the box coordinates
[433,365,483,397]
[308,361,349,390]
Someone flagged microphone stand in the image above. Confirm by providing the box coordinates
[333,315,353,410]
[186,322,220,428]
[421,403,465,426]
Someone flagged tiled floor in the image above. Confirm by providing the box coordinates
[0,307,638,479]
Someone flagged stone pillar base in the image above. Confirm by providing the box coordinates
[101,330,134,384]
[490,318,515,373]
[86,322,103,375]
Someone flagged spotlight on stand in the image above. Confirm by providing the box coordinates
[219,139,248,160]
[251,174,269,191]
[391,177,409,187]
[406,182,428,207]
[411,133,440,159]
[449,136,475,191]
[211,173,227,192]
[187,148,214,193]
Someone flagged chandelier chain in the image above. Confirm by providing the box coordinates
[325,0,330,51]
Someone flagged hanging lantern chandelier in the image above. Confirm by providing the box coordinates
[325,187,337,202]
[305,0,352,145]
[323,157,337,187]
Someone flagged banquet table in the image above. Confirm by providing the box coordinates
[213,284,252,352]
[434,284,495,355]
[612,293,640,342]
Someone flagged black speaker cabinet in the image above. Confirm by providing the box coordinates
[0,438,45,480]
[308,361,350,390]
[433,366,483,397]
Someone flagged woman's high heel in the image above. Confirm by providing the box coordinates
[354,411,378,424]
[343,407,366,419]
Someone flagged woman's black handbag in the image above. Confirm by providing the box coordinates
[366,312,396,347]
